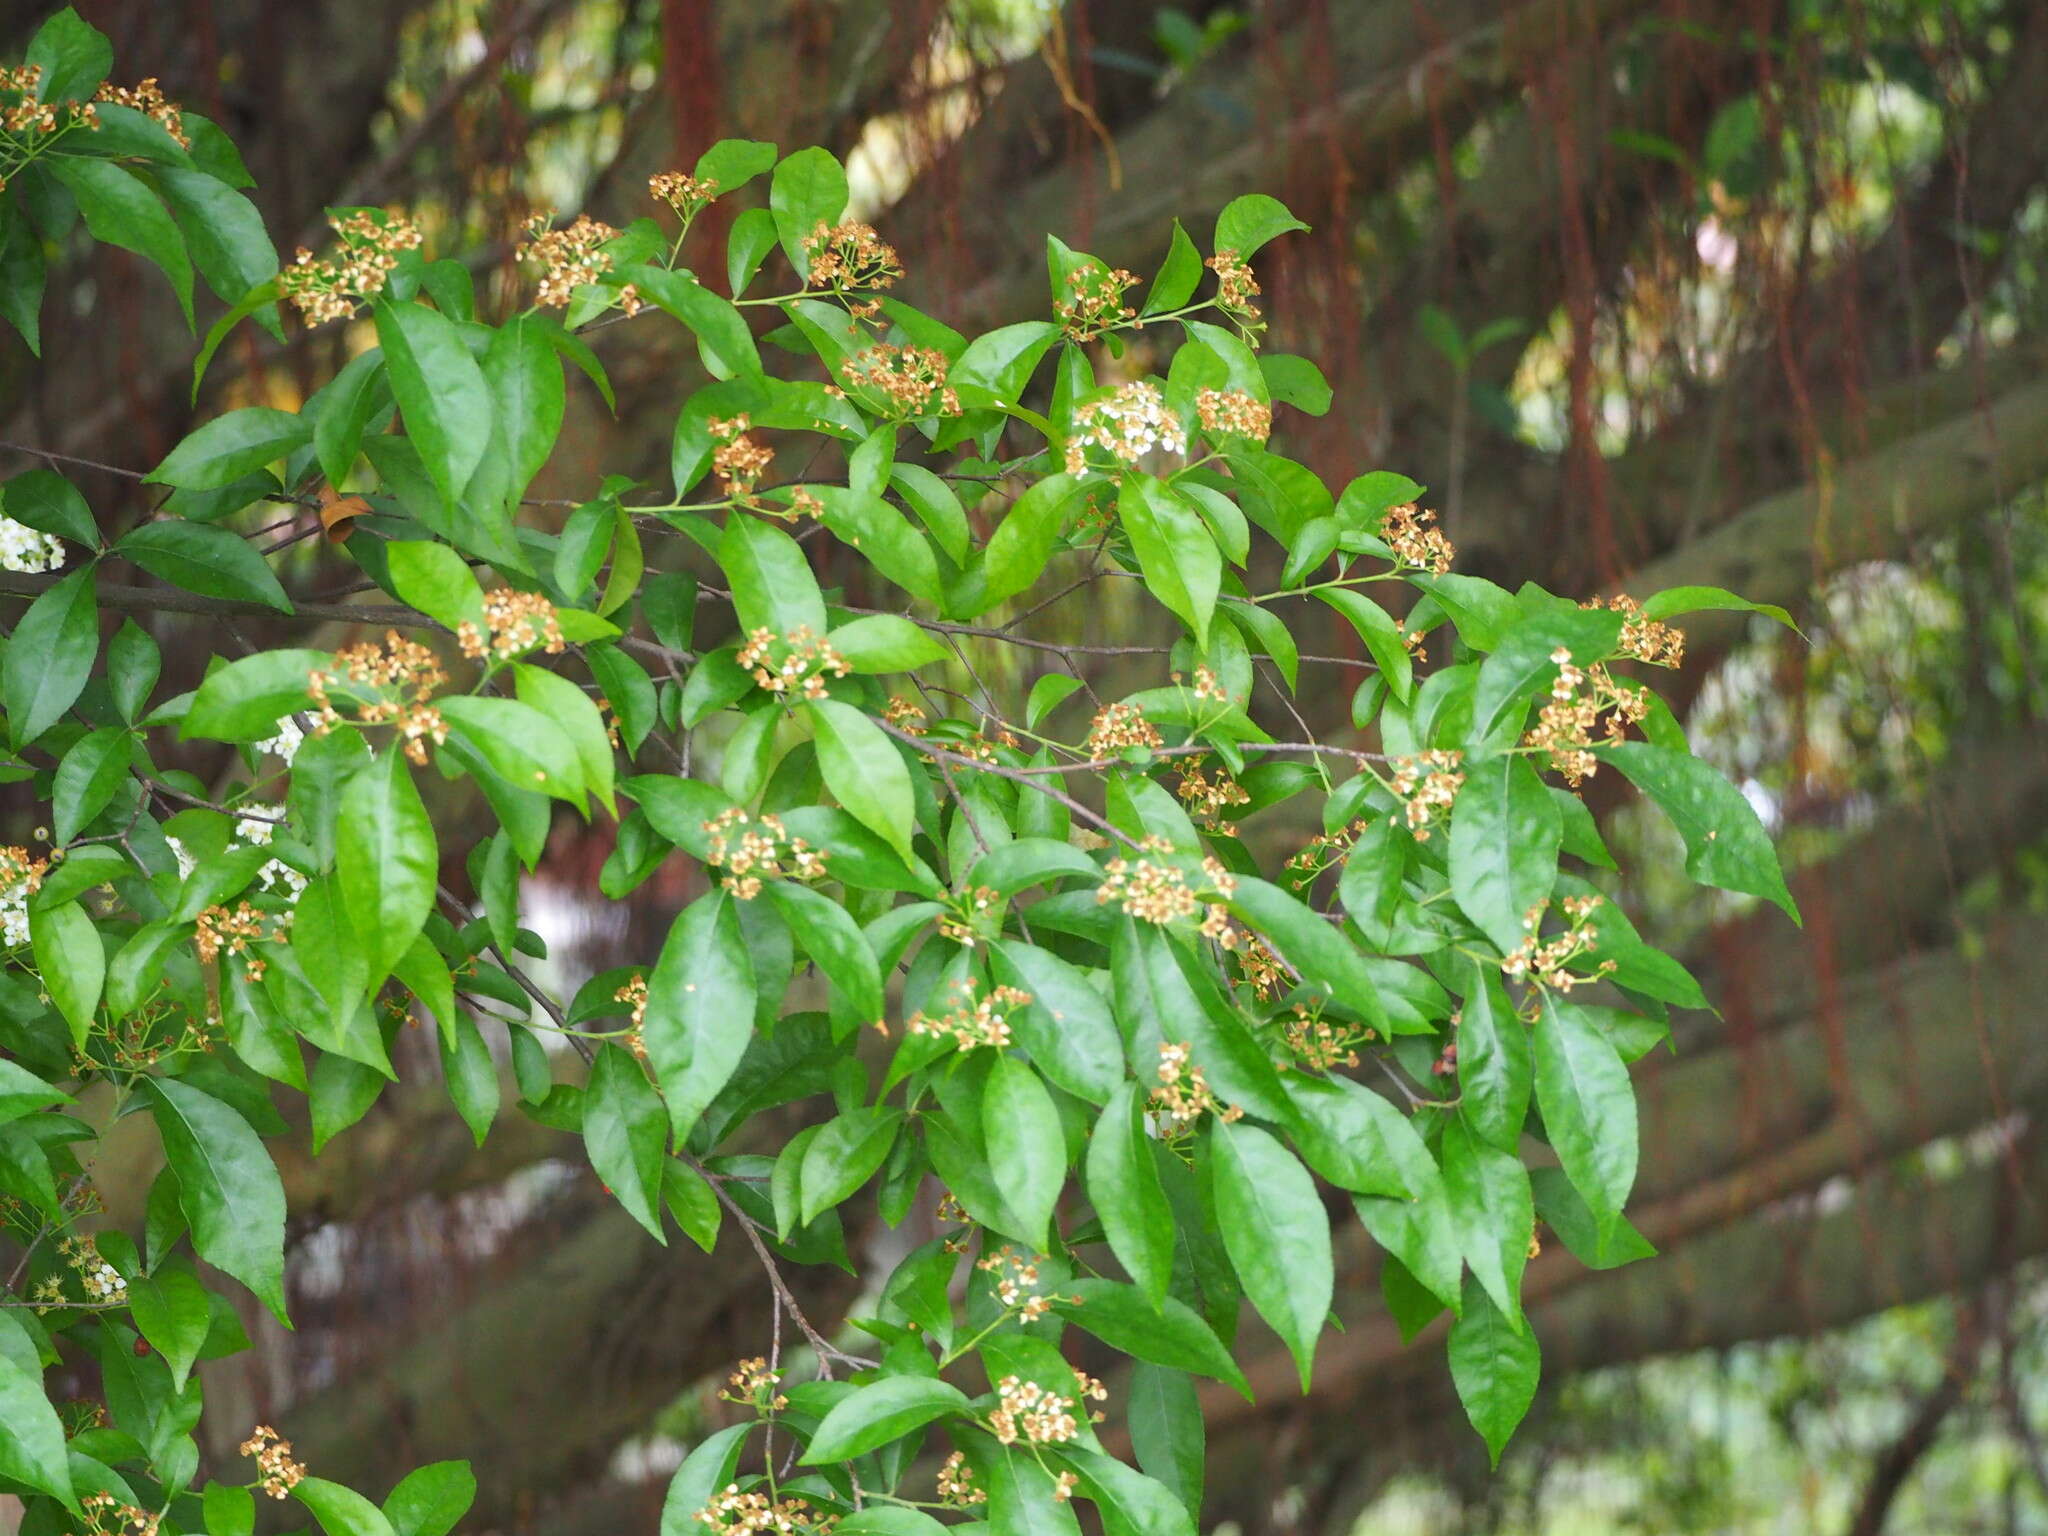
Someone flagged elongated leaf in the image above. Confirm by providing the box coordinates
[1208,1118,1331,1389]
[373,298,493,509]
[4,565,96,747]
[642,890,757,1141]
[720,513,825,639]
[1457,959,1530,1150]
[1438,1113,1531,1327]
[1601,741,1798,921]
[979,472,1080,613]
[1084,1081,1175,1307]
[1447,1274,1540,1466]
[145,1077,287,1322]
[766,879,884,1028]
[30,899,100,1050]
[769,146,848,275]
[808,697,917,865]
[1052,1280,1249,1398]
[798,1106,901,1224]
[0,1351,73,1509]
[295,1478,399,1536]
[383,1461,476,1536]
[1214,193,1309,258]
[118,520,293,611]
[1466,607,1623,747]
[584,1043,669,1243]
[800,1376,968,1464]
[658,1423,753,1536]
[1120,476,1219,649]
[1447,753,1560,954]
[982,1053,1063,1248]
[48,157,193,326]
[1532,993,1637,1235]
[336,747,436,986]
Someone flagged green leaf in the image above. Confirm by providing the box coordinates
[1084,1081,1175,1307]
[145,1077,288,1323]
[1213,193,1308,258]
[625,265,760,379]
[1600,742,1799,921]
[336,747,437,987]
[0,195,44,354]
[1127,1363,1204,1517]
[1447,753,1560,954]
[1053,1446,1196,1536]
[26,7,111,104]
[1120,476,1219,649]
[1466,607,1623,747]
[1052,1279,1250,1398]
[438,694,586,808]
[117,520,293,612]
[695,137,779,193]
[383,1461,476,1536]
[642,890,758,1141]
[1313,587,1412,701]
[3,468,96,546]
[1026,673,1083,728]
[978,472,1081,614]
[1143,219,1203,315]
[1224,875,1390,1035]
[584,1043,670,1243]
[659,1423,753,1536]
[127,1264,210,1391]
[4,565,96,747]
[1447,1273,1540,1466]
[47,157,193,327]
[51,725,130,843]
[1259,354,1331,416]
[1532,993,1637,1236]
[1439,1113,1531,1327]
[0,1351,74,1510]
[482,316,566,505]
[800,1375,969,1464]
[953,321,1060,407]
[204,1483,255,1536]
[982,1053,1064,1248]
[828,613,950,673]
[769,146,848,274]
[373,298,494,510]
[1208,1118,1330,1389]
[0,1059,69,1126]
[993,938,1122,1103]
[964,1429,1083,1536]
[808,697,917,865]
[385,540,485,631]
[663,1158,721,1252]
[798,1106,902,1225]
[155,168,279,323]
[766,880,884,1029]
[182,648,325,741]
[1457,959,1530,1150]
[720,513,826,639]
[30,900,101,1050]
[1639,583,1798,633]
[295,1477,400,1536]
[513,662,617,816]
[1282,1073,1431,1199]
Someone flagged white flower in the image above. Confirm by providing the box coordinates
[0,515,65,575]
[164,835,197,879]
[0,898,26,948]
[235,816,275,847]
[255,858,306,902]
[254,716,304,764]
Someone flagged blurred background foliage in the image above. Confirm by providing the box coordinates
[5,0,2048,1531]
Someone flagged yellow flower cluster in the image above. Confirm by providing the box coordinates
[0,64,99,144]
[1082,699,1162,757]
[1175,757,1251,834]
[1056,264,1138,340]
[280,210,425,325]
[843,343,960,417]
[708,415,775,500]
[1501,894,1615,992]
[1388,749,1465,840]
[1380,502,1455,574]
[703,808,828,900]
[802,219,902,298]
[240,1425,308,1500]
[989,1374,1081,1446]
[310,632,450,764]
[736,624,849,700]
[937,885,1002,947]
[650,170,718,216]
[907,979,1033,1051]
[458,589,566,662]
[1281,1004,1373,1071]
[95,76,187,146]
[1195,388,1272,441]
[936,1450,985,1508]
[1097,848,1235,926]
[721,1355,788,1411]
[195,901,289,981]
[521,212,620,308]
[1151,1041,1242,1131]
[614,974,649,1060]
[1206,249,1261,319]
[1523,649,1650,786]
[976,1245,1054,1317]
[1590,593,1685,668]
[695,1486,838,1536]
[78,1491,159,1536]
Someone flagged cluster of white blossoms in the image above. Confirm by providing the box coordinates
[1064,381,1186,472]
[0,514,65,574]
[166,812,305,904]
[0,845,46,948]
[253,715,304,764]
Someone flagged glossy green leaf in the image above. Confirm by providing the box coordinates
[979,472,1081,613]
[768,146,849,274]
[1532,993,1637,1236]
[1458,959,1530,1150]
[336,746,437,986]
[373,298,493,509]
[51,725,130,842]
[1052,1279,1249,1398]
[1601,741,1799,921]
[1447,753,1560,955]
[1084,1081,1175,1307]
[182,648,325,741]
[30,899,101,1050]
[798,1105,902,1225]
[766,879,885,1028]
[383,1461,477,1536]
[1120,475,1219,649]
[585,1043,670,1243]
[1209,1118,1330,1389]
[145,1076,288,1322]
[1213,193,1309,258]
[4,565,96,748]
[808,696,917,865]
[720,513,825,640]
[828,613,950,673]
[118,519,293,611]
[1439,1112,1532,1327]
[47,156,193,326]
[0,1351,74,1510]
[800,1375,969,1464]
[1447,1273,1539,1466]
[295,1477,400,1536]
[642,890,758,1141]
[982,1053,1064,1247]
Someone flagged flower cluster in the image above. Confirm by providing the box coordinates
[907,979,1032,1051]
[1380,502,1455,574]
[615,974,649,1059]
[458,588,566,662]
[0,845,47,948]
[1591,593,1685,668]
[709,415,775,500]
[1281,1004,1373,1071]
[77,1491,160,1536]
[521,212,621,308]
[1388,749,1466,840]
[1055,264,1138,340]
[937,885,1002,947]
[989,1374,1081,1446]
[0,64,99,144]
[95,76,187,146]
[58,1234,125,1303]
[721,1356,788,1411]
[702,808,828,900]
[736,624,849,700]
[1523,649,1650,786]
[1500,894,1614,992]
[0,513,65,574]
[936,1451,985,1508]
[696,1486,838,1536]
[1082,700,1162,757]
[1064,381,1186,473]
[254,714,305,764]
[842,343,959,417]
[1206,249,1261,320]
[976,1245,1055,1318]
[1175,757,1250,834]
[310,632,449,764]
[1097,847,1235,926]
[280,210,424,325]
[802,219,902,302]
[1233,933,1287,1000]
[1285,819,1364,888]
[195,901,289,981]
[883,695,928,735]
[650,170,718,217]
[1151,1041,1241,1131]
[240,1425,308,1500]
[1195,388,1272,441]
